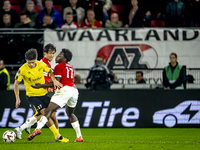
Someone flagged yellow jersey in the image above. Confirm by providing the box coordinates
[15,61,50,97]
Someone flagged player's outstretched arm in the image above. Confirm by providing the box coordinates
[14,80,21,109]
[32,82,53,88]
[32,70,63,89]
[49,70,63,88]
[32,76,62,89]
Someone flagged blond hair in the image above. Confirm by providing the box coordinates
[3,14,10,18]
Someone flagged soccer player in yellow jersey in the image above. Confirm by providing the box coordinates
[14,48,69,142]
[15,45,59,139]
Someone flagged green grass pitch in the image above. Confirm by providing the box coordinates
[1,128,200,150]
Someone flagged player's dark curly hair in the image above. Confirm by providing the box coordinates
[25,48,38,60]
[62,48,72,62]
[43,43,56,53]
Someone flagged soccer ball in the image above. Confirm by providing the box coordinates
[3,130,16,143]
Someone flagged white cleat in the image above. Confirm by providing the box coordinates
[14,127,22,139]
[25,127,31,134]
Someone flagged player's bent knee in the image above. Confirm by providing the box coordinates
[45,109,54,119]
[35,115,42,121]
[50,112,57,120]
[67,112,73,118]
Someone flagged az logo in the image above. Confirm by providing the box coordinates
[97,44,158,69]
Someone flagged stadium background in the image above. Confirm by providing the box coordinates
[1,27,200,129]
[0,0,200,129]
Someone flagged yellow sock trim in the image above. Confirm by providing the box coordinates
[49,125,60,138]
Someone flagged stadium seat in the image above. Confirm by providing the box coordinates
[10,0,25,4]
[183,21,186,27]
[32,0,45,2]
[150,20,165,27]
[111,5,125,21]
[112,0,121,4]
[34,5,41,14]
[11,5,21,16]
[53,5,62,17]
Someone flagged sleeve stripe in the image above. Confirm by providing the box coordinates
[15,76,18,80]
[55,75,62,77]
[43,72,48,76]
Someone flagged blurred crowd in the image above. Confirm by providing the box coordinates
[0,0,199,29]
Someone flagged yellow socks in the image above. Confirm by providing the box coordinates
[49,125,60,138]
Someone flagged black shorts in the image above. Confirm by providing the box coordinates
[27,93,52,116]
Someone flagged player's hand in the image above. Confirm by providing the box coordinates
[53,80,63,89]
[31,83,42,89]
[48,88,54,92]
[15,99,21,109]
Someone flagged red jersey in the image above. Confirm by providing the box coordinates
[54,62,76,88]
[61,22,79,29]
[80,19,102,28]
[40,57,51,84]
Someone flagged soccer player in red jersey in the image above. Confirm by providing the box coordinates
[28,49,83,142]
[40,43,60,136]
[40,44,55,91]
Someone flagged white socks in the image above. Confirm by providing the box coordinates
[71,121,82,138]
[36,116,48,130]
[19,116,37,132]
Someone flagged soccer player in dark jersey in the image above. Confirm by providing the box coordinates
[28,49,83,142]
[17,44,59,138]
[14,48,69,142]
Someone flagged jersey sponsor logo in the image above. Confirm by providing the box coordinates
[97,44,158,69]
[32,77,42,81]
[38,67,42,72]
[27,76,42,82]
